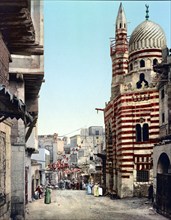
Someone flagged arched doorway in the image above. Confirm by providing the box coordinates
[157,153,170,174]
[156,153,171,218]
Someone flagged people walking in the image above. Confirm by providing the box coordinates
[93,183,99,197]
[36,185,43,199]
[148,184,154,202]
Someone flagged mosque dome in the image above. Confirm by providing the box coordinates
[129,20,167,54]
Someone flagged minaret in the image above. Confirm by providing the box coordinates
[111,3,128,99]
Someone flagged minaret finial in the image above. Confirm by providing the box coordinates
[145,4,149,20]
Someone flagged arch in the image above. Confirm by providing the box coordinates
[143,123,149,141]
[146,59,151,68]
[130,63,133,71]
[136,124,141,142]
[157,153,170,174]
[153,58,158,66]
[140,59,145,68]
[136,73,149,89]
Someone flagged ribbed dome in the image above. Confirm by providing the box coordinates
[129,20,166,53]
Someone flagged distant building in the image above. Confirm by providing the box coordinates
[38,133,64,162]
[70,126,105,184]
[31,148,50,185]
[38,134,65,185]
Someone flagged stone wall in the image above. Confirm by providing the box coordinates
[0,121,12,220]
[0,33,10,87]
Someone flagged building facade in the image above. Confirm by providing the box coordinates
[153,47,171,218]
[70,126,105,184]
[104,3,167,198]
[0,1,44,219]
[38,134,65,185]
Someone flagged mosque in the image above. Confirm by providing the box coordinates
[104,3,167,198]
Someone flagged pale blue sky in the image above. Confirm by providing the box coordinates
[38,1,171,137]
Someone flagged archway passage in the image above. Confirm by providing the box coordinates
[156,153,171,218]
[157,152,170,174]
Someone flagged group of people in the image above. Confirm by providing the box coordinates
[86,182,103,197]
[58,179,86,190]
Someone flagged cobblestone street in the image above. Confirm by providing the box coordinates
[25,190,168,220]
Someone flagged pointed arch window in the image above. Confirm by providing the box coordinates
[136,73,148,89]
[107,123,112,145]
[136,123,149,142]
[130,63,133,71]
[143,123,149,141]
[136,124,141,142]
[153,59,158,66]
[140,59,145,68]
[161,88,164,99]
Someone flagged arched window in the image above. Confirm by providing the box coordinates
[136,123,149,142]
[120,23,122,28]
[136,124,141,142]
[130,63,133,71]
[108,123,112,145]
[153,59,158,66]
[143,123,149,141]
[136,73,149,89]
[140,59,145,68]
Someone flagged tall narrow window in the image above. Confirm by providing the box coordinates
[108,124,112,145]
[136,124,141,142]
[140,59,145,68]
[143,123,149,141]
[161,89,164,99]
[162,113,165,123]
[95,130,99,136]
[153,58,158,66]
[130,63,133,71]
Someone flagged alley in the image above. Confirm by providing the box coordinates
[26,190,167,220]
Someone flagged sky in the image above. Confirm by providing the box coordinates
[38,0,171,137]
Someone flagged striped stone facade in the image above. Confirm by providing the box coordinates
[104,3,167,198]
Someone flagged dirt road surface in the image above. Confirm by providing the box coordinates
[25,190,168,220]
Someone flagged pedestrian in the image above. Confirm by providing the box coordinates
[86,182,92,195]
[93,183,99,197]
[148,184,154,202]
[36,185,43,199]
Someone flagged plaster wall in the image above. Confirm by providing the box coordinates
[0,121,11,220]
[153,143,171,200]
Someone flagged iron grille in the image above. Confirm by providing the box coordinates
[137,170,149,182]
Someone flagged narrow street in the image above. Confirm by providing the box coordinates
[26,190,168,220]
